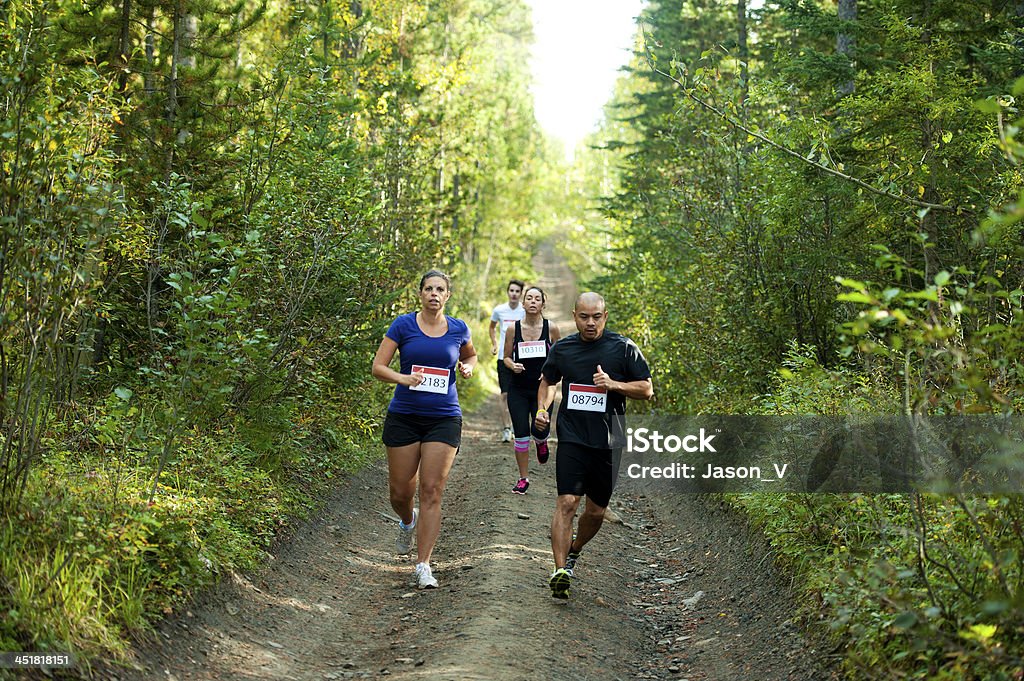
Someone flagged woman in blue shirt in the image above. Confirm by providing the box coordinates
[371,270,477,589]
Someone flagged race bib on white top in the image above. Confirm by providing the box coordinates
[567,383,607,412]
[410,365,450,394]
[517,340,547,359]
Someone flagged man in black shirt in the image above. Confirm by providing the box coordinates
[535,292,653,599]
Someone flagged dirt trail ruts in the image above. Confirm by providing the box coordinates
[104,244,838,681]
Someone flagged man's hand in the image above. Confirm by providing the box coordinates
[534,408,550,429]
[593,364,618,391]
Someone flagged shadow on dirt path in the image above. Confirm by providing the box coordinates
[107,244,838,681]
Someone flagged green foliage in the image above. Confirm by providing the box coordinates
[0,0,554,666]
[836,245,1024,414]
[735,351,1024,679]
[569,1,1024,678]
[577,0,1024,412]
[757,341,900,416]
[0,402,376,663]
[735,491,1024,679]
[0,0,128,511]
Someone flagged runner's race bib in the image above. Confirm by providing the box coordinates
[410,365,450,394]
[567,383,607,412]
[517,340,547,359]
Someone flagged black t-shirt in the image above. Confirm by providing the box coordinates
[540,331,651,449]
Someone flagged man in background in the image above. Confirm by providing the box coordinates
[489,279,525,442]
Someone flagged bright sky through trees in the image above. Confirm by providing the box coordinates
[526,0,645,157]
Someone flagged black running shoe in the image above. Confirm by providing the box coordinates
[549,568,571,599]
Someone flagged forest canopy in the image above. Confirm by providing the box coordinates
[2,0,1024,677]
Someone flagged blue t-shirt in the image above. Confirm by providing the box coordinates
[385,312,471,417]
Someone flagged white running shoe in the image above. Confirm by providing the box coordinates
[501,427,513,442]
[396,508,417,555]
[415,562,438,589]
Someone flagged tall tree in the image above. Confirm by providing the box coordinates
[836,0,856,95]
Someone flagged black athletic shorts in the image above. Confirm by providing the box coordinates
[496,360,513,393]
[555,441,620,509]
[382,411,462,448]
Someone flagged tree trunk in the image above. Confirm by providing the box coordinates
[151,0,186,337]
[322,0,332,62]
[452,170,460,236]
[737,0,748,105]
[1016,2,1024,78]
[837,0,856,96]
[117,0,132,94]
[182,14,197,70]
[144,3,155,94]
[345,1,363,58]
[167,0,181,145]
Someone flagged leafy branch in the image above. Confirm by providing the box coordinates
[643,47,956,213]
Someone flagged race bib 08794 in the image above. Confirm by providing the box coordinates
[567,383,607,412]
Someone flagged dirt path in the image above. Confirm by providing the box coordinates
[106,245,838,681]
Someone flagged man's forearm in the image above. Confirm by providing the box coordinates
[612,379,653,401]
[536,381,556,411]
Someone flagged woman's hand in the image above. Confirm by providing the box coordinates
[400,371,425,388]
[457,361,474,379]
